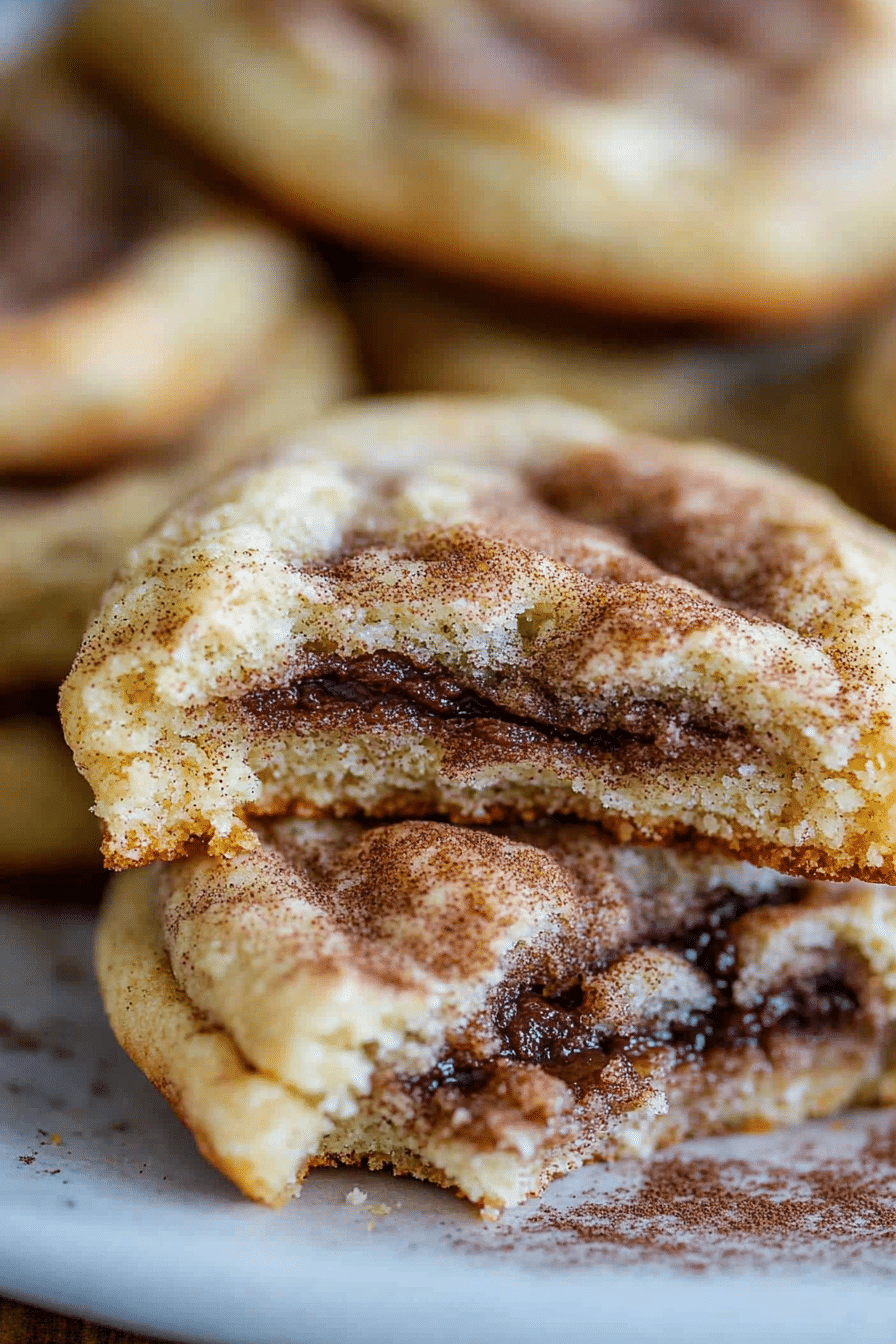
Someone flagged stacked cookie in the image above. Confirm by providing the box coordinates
[47,0,896,1215]
[63,398,896,1212]
[0,56,358,879]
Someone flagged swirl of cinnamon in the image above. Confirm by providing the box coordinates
[0,63,321,472]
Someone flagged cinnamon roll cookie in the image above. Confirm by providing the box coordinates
[96,817,896,1211]
[74,0,896,323]
[60,398,896,881]
[0,62,322,473]
[352,270,863,506]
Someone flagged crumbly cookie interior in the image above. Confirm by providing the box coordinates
[97,817,896,1210]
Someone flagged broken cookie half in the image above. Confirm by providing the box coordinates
[96,817,896,1212]
[62,398,896,879]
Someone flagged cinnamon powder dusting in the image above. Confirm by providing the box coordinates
[459,1116,896,1274]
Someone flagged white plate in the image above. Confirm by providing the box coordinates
[2,893,896,1344]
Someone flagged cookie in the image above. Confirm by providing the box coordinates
[0,301,359,689]
[1,268,356,873]
[96,816,896,1211]
[0,709,100,873]
[850,305,896,521]
[73,0,896,324]
[0,63,321,472]
[60,398,896,881]
[352,270,866,510]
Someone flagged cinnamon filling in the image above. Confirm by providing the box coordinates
[242,650,741,762]
[417,884,868,1110]
[0,88,160,312]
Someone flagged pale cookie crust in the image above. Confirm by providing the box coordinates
[96,818,896,1211]
[0,62,321,473]
[60,397,896,880]
[0,714,100,872]
[850,305,896,522]
[0,296,358,689]
[352,271,867,512]
[72,0,896,325]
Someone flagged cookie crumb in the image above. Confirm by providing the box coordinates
[50,1133,62,1146]
[369,1203,391,1216]
[345,1187,367,1207]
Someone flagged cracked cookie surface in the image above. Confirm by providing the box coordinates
[60,397,896,877]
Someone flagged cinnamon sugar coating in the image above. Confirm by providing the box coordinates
[61,398,896,879]
[96,817,896,1210]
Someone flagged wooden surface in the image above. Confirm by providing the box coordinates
[0,1297,179,1343]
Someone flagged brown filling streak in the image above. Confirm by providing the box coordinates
[242,651,738,760]
[418,886,865,1105]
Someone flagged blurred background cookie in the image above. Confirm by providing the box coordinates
[0,704,98,873]
[0,303,359,692]
[351,269,872,511]
[0,283,358,876]
[0,28,361,881]
[850,305,896,523]
[0,60,338,474]
[73,0,896,324]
